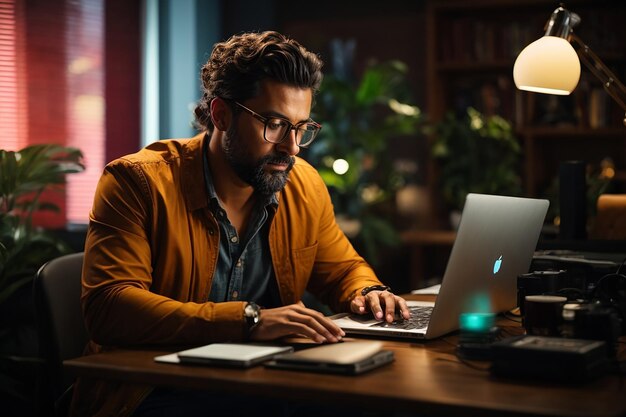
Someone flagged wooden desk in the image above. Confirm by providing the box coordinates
[65,310,626,417]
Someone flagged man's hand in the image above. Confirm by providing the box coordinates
[249,302,345,344]
[350,290,411,323]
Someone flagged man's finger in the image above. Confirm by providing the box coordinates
[366,292,384,320]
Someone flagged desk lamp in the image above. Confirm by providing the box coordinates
[513,5,626,126]
[513,5,626,239]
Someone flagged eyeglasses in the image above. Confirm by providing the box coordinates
[233,101,321,148]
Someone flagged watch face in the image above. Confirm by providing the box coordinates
[245,303,260,324]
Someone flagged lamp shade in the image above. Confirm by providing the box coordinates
[513,36,581,95]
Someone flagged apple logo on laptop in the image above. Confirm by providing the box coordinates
[493,255,503,274]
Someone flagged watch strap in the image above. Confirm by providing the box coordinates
[360,285,391,296]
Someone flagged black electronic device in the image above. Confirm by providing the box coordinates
[559,161,587,240]
[517,270,570,315]
[572,304,621,356]
[520,256,626,336]
[491,335,609,382]
[457,327,500,360]
[590,269,626,335]
[528,252,620,298]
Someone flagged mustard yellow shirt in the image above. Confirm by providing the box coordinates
[73,133,381,416]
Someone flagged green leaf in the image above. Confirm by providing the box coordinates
[431,107,521,210]
[307,59,425,266]
[0,143,84,311]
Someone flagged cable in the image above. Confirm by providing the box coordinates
[553,287,587,300]
[617,257,626,276]
[501,312,522,324]
[589,257,626,324]
[497,326,520,338]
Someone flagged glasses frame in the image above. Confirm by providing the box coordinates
[232,101,321,148]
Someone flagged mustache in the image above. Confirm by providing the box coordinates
[262,154,294,166]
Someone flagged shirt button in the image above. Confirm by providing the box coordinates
[236,259,242,268]
[232,291,239,299]
[230,236,238,243]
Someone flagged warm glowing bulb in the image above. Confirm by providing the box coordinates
[513,36,581,95]
[332,159,349,175]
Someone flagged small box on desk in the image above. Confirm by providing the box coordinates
[491,335,609,383]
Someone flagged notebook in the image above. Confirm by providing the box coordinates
[155,343,293,368]
[332,193,549,340]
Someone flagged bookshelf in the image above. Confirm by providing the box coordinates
[425,0,626,227]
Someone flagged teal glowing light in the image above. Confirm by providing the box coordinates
[459,312,495,332]
[464,293,492,314]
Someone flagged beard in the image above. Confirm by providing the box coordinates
[222,125,295,196]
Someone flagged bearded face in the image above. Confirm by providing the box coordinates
[222,122,295,196]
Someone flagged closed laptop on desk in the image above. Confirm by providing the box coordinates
[333,193,549,340]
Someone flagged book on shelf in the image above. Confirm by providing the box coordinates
[438,17,536,64]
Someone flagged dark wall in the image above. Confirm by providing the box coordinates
[220,0,427,108]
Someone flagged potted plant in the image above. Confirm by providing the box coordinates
[431,107,522,227]
[306,60,424,265]
[0,144,84,413]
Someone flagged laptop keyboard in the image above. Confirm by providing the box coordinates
[370,305,433,330]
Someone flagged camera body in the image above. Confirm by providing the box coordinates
[571,303,622,355]
[517,270,577,315]
[517,268,626,338]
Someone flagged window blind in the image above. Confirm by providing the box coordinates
[0,0,26,151]
[0,0,105,226]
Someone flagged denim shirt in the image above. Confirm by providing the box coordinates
[202,137,281,308]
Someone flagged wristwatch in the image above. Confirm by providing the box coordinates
[244,302,261,333]
[361,285,391,296]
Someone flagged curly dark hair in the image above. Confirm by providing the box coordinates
[194,31,324,131]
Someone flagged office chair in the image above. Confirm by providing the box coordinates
[33,252,88,417]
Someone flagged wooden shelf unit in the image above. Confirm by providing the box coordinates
[425,0,626,227]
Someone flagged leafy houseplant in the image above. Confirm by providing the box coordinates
[0,144,84,409]
[0,144,84,310]
[431,107,522,220]
[306,60,423,265]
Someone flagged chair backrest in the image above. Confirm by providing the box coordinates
[33,252,88,414]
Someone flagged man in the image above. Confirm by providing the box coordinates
[72,31,409,416]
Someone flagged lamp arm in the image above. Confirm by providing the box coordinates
[570,33,626,126]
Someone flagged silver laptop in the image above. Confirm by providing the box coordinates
[332,193,549,340]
